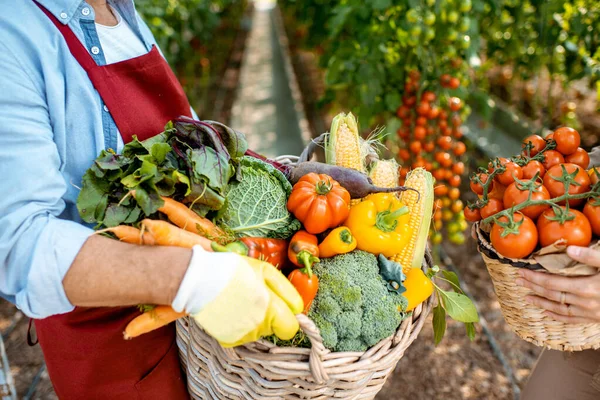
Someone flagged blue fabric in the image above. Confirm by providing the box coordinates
[0,0,195,318]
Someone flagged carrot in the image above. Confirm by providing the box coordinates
[130,191,227,242]
[96,225,156,245]
[140,219,213,251]
[123,306,186,340]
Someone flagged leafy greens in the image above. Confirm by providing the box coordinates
[77,118,248,227]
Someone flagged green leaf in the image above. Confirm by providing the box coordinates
[442,270,463,293]
[150,142,172,164]
[188,147,233,193]
[77,170,111,223]
[123,206,142,224]
[439,289,479,323]
[384,92,402,112]
[121,160,160,188]
[432,304,447,346]
[103,203,133,227]
[134,187,164,216]
[372,0,391,10]
[465,322,476,341]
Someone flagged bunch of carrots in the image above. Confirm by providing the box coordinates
[101,192,245,340]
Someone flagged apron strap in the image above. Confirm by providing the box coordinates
[27,318,39,346]
[33,0,98,71]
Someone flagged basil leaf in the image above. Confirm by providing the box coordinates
[439,289,479,323]
[433,303,447,346]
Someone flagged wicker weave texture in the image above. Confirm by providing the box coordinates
[476,223,600,352]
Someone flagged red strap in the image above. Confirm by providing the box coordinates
[34,1,97,71]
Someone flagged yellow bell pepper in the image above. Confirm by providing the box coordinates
[403,268,434,312]
[344,193,412,257]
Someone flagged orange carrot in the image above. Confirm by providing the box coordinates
[130,191,227,242]
[96,226,156,245]
[140,219,213,251]
[123,306,186,340]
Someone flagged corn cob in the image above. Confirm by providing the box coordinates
[390,168,434,272]
[325,112,365,205]
[368,159,400,189]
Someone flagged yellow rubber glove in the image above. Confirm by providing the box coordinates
[172,246,304,347]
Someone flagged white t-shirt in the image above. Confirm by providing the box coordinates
[95,7,148,151]
[95,7,147,65]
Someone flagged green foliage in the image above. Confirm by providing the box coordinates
[306,251,407,352]
[217,156,301,239]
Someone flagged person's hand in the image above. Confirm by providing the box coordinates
[172,246,304,347]
[516,246,600,324]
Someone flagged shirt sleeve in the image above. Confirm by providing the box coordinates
[0,42,93,319]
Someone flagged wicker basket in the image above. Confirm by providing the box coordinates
[175,145,434,399]
[475,222,600,351]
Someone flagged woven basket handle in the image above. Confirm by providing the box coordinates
[296,313,330,384]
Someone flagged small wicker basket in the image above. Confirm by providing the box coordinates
[175,145,434,399]
[475,222,600,352]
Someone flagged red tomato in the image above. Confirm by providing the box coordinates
[449,97,462,111]
[553,127,581,155]
[428,106,440,120]
[438,120,448,130]
[437,136,453,150]
[453,128,464,139]
[440,74,452,87]
[438,110,448,121]
[522,160,546,180]
[452,162,465,175]
[491,214,538,259]
[543,163,591,207]
[421,91,436,103]
[414,126,427,140]
[398,149,410,161]
[396,106,410,119]
[453,142,466,156]
[546,132,555,141]
[417,102,431,116]
[423,141,435,152]
[542,150,565,170]
[503,181,551,219]
[432,169,446,182]
[448,175,461,187]
[497,160,523,186]
[488,181,507,200]
[436,152,453,167]
[480,198,504,219]
[470,173,490,195]
[415,117,428,127]
[451,114,462,127]
[565,147,590,169]
[449,77,460,89]
[403,96,417,107]
[464,207,482,222]
[444,169,454,180]
[583,200,600,236]
[537,207,592,247]
[521,135,546,156]
[410,141,422,154]
[434,184,449,196]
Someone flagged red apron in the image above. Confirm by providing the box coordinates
[32,3,192,399]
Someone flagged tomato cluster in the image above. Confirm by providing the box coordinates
[466,127,600,259]
[395,71,468,246]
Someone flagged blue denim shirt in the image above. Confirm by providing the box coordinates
[0,0,194,318]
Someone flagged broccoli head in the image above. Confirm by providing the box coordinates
[307,251,407,352]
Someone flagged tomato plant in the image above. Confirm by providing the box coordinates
[543,163,591,207]
[503,180,551,219]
